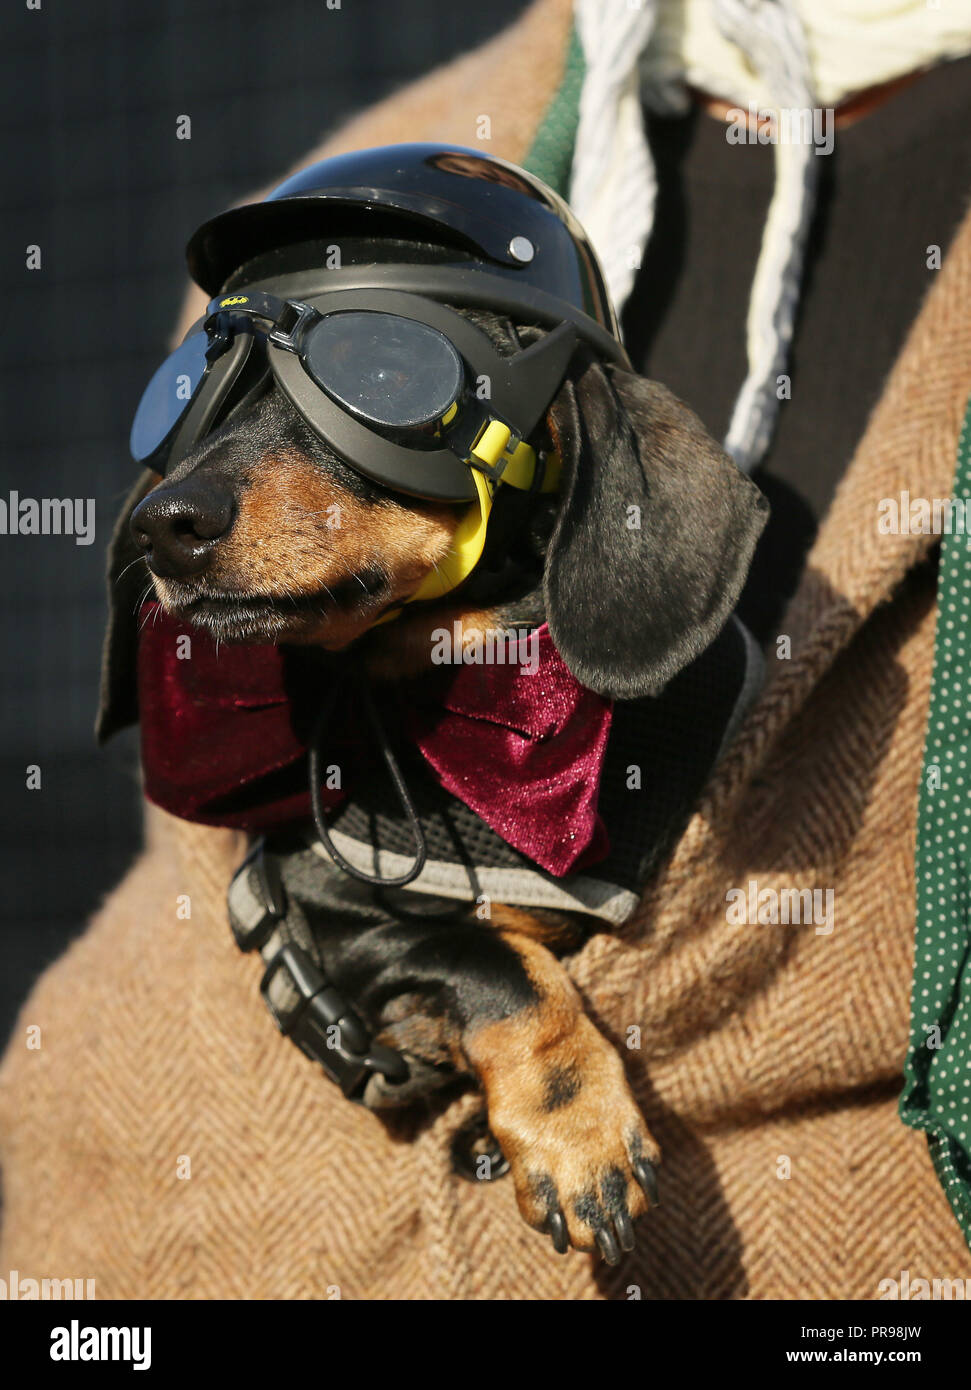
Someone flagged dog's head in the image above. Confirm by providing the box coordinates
[102,145,768,737]
[129,375,463,654]
[113,311,767,703]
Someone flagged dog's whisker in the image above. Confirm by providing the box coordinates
[132,580,156,617]
[135,583,162,628]
[116,554,149,586]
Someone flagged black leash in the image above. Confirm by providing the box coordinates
[308,660,428,888]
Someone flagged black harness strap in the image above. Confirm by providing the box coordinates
[227,837,409,1103]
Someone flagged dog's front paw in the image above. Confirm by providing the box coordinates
[480,1013,661,1263]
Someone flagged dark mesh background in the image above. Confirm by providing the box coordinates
[0,0,529,1048]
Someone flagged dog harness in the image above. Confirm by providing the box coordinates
[138,602,760,920]
[136,601,761,1109]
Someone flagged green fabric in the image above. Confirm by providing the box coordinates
[521,25,584,195]
[900,393,971,1250]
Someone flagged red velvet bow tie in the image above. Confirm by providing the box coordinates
[137,601,612,877]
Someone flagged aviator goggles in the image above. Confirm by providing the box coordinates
[130,287,581,602]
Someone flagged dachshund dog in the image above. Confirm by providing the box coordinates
[115,299,768,1264]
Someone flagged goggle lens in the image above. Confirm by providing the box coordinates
[130,331,210,464]
[302,311,463,431]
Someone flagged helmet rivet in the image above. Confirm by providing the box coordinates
[508,235,534,263]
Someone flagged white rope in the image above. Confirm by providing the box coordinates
[713,0,818,472]
[568,0,818,475]
[569,1,971,472]
[570,0,661,316]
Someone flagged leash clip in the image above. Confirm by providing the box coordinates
[260,942,409,1101]
[228,841,410,1103]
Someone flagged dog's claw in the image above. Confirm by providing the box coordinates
[595,1224,621,1266]
[613,1206,635,1252]
[633,1158,659,1208]
[489,1020,661,1259]
[547,1210,569,1254]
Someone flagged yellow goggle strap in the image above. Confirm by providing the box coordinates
[405,467,495,605]
[371,428,560,624]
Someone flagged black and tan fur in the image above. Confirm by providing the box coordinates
[113,301,767,1261]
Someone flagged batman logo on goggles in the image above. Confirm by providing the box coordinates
[129,286,581,504]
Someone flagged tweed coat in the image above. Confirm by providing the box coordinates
[1,0,969,1298]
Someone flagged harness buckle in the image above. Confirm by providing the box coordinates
[229,839,410,1102]
[260,941,410,1102]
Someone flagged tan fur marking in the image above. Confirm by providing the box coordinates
[374,993,463,1070]
[464,932,660,1249]
[363,604,509,679]
[486,902,587,952]
[154,449,460,648]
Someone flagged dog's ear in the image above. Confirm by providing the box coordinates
[543,353,769,699]
[95,469,159,743]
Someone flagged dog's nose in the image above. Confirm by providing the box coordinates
[130,478,236,579]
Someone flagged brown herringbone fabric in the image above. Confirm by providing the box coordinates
[2,0,970,1298]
